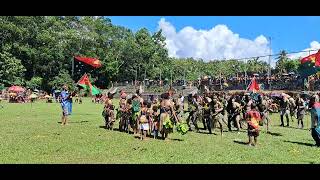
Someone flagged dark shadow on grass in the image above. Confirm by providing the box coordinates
[133,135,183,141]
[276,125,287,128]
[69,120,89,124]
[195,128,230,134]
[134,134,155,140]
[104,127,134,134]
[276,125,308,131]
[228,129,246,133]
[169,138,184,141]
[98,126,127,132]
[146,134,156,138]
[133,135,156,141]
[111,127,121,132]
[76,113,96,116]
[286,126,308,131]
[58,121,88,124]
[283,140,315,147]
[213,133,225,136]
[233,140,248,145]
[265,131,283,136]
[196,131,212,134]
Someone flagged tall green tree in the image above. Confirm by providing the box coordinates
[49,70,75,91]
[0,50,26,86]
[0,16,292,91]
[26,77,43,90]
[276,50,289,74]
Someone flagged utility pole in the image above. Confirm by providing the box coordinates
[135,69,137,87]
[144,69,146,88]
[236,68,239,86]
[220,72,222,90]
[308,50,311,91]
[244,59,248,88]
[138,66,140,84]
[159,69,162,87]
[268,36,272,90]
[183,69,186,96]
[171,70,173,87]
[184,69,186,85]
[71,57,74,78]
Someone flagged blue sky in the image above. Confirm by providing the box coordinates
[107,16,320,61]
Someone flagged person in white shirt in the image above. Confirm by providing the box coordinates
[179,93,184,111]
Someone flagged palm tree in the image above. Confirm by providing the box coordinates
[276,50,288,74]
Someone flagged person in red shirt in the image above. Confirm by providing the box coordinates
[245,103,261,146]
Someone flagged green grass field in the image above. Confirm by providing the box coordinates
[1,98,320,164]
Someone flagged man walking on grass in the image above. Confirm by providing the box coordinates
[296,94,306,129]
[61,84,72,126]
[212,96,224,136]
[280,94,290,127]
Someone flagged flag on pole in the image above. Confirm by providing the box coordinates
[317,50,320,64]
[77,73,91,89]
[90,86,101,96]
[247,77,261,102]
[74,56,102,68]
[247,77,260,92]
[77,73,101,96]
[299,50,320,77]
[301,50,320,66]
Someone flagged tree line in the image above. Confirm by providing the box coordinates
[0,16,301,92]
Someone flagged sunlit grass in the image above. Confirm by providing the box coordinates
[0,98,319,164]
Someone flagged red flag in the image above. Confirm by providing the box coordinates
[77,73,92,87]
[247,77,260,92]
[300,50,320,67]
[316,50,320,66]
[74,56,102,68]
[301,54,316,64]
[77,73,101,96]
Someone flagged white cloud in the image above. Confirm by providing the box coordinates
[288,41,320,59]
[157,18,271,62]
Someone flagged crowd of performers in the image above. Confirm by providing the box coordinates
[101,87,320,146]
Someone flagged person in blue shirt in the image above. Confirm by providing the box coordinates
[310,95,320,147]
[61,84,72,125]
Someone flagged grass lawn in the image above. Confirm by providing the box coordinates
[1,98,320,164]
